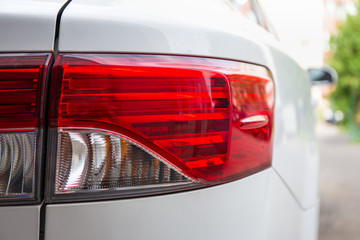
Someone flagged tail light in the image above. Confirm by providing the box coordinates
[0,53,51,204]
[46,54,274,202]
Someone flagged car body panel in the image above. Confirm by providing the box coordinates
[58,0,275,65]
[0,2,66,240]
[46,170,272,240]
[45,169,318,240]
[267,168,319,240]
[0,0,319,239]
[0,0,67,52]
[58,0,318,209]
[0,205,41,240]
[270,46,319,210]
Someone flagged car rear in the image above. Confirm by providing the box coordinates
[0,0,319,239]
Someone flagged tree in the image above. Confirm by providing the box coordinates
[328,3,360,137]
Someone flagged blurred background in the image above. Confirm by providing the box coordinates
[257,0,359,239]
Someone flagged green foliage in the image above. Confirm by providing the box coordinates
[328,3,360,137]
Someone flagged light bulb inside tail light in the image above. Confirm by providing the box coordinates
[55,131,193,195]
[0,53,51,204]
[48,54,274,202]
[0,133,36,198]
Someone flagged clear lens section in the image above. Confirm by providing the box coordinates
[0,133,36,199]
[55,131,193,194]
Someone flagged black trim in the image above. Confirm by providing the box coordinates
[39,203,46,240]
[54,0,72,55]
[39,0,72,238]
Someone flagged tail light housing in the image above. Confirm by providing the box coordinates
[46,54,274,202]
[0,53,51,204]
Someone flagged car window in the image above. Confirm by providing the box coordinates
[230,0,278,39]
[229,0,260,25]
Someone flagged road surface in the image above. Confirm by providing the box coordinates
[317,122,360,240]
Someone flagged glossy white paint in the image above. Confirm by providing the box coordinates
[0,205,41,240]
[45,170,271,240]
[0,0,67,52]
[45,169,319,240]
[270,47,319,210]
[0,0,320,239]
[58,0,276,65]
[0,2,65,240]
[59,0,318,209]
[267,168,319,240]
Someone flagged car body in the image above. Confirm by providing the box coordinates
[0,0,319,239]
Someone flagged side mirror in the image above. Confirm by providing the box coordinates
[308,65,338,86]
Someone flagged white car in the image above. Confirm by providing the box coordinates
[0,0,324,239]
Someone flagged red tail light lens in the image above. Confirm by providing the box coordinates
[0,54,50,131]
[0,53,51,204]
[48,54,273,201]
